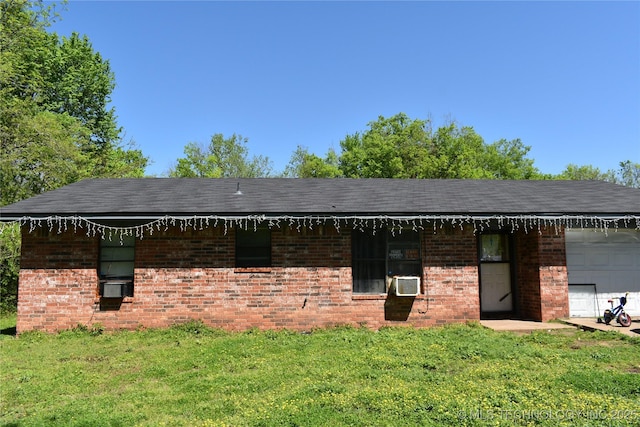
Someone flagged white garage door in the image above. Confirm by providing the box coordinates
[566,229,640,317]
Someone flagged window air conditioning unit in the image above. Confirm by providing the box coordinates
[392,276,420,297]
[101,281,128,298]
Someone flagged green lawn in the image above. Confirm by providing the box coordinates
[1,318,639,427]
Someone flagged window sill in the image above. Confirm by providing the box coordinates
[352,294,388,300]
[352,294,425,301]
[234,267,272,274]
[94,297,134,304]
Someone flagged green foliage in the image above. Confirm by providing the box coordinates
[285,113,635,184]
[484,138,540,180]
[558,163,612,182]
[170,141,222,178]
[558,160,640,188]
[0,0,148,206]
[1,321,639,426]
[0,0,148,313]
[616,160,640,188]
[0,225,20,314]
[0,1,56,100]
[426,123,478,178]
[338,113,434,178]
[284,145,342,178]
[1,108,91,205]
[169,134,273,178]
[287,113,544,179]
[41,32,119,147]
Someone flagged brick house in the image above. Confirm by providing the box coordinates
[1,178,638,333]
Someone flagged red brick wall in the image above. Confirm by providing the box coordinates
[16,223,568,333]
[537,229,569,321]
[423,225,480,325]
[18,226,100,332]
[515,231,542,320]
[514,228,569,321]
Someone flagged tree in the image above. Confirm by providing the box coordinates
[613,160,640,188]
[557,164,609,182]
[169,134,273,178]
[0,0,148,207]
[483,138,540,180]
[0,0,148,313]
[290,113,543,180]
[339,114,434,178]
[427,122,491,179]
[42,33,121,152]
[558,160,639,188]
[1,109,90,205]
[284,146,342,178]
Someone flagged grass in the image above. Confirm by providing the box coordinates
[1,319,639,427]
[0,313,16,336]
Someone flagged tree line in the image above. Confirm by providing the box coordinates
[175,115,637,186]
[0,0,637,313]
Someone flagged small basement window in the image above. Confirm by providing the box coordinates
[99,234,135,297]
[236,227,271,267]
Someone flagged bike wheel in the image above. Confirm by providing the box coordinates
[618,313,632,327]
[618,313,631,327]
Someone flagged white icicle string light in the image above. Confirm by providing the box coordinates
[3,214,639,241]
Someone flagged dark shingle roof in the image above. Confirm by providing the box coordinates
[1,178,639,219]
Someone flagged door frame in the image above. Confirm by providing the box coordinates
[478,232,516,319]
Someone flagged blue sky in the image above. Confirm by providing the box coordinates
[49,1,639,177]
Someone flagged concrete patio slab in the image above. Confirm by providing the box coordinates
[559,318,640,338]
[480,319,574,333]
[480,318,640,337]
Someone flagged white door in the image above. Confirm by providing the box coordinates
[480,234,513,312]
[481,263,512,312]
[566,229,640,317]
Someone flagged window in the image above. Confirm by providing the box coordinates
[480,234,510,262]
[236,227,271,267]
[352,228,421,294]
[99,234,135,297]
[352,230,386,293]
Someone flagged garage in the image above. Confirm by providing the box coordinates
[566,229,640,317]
